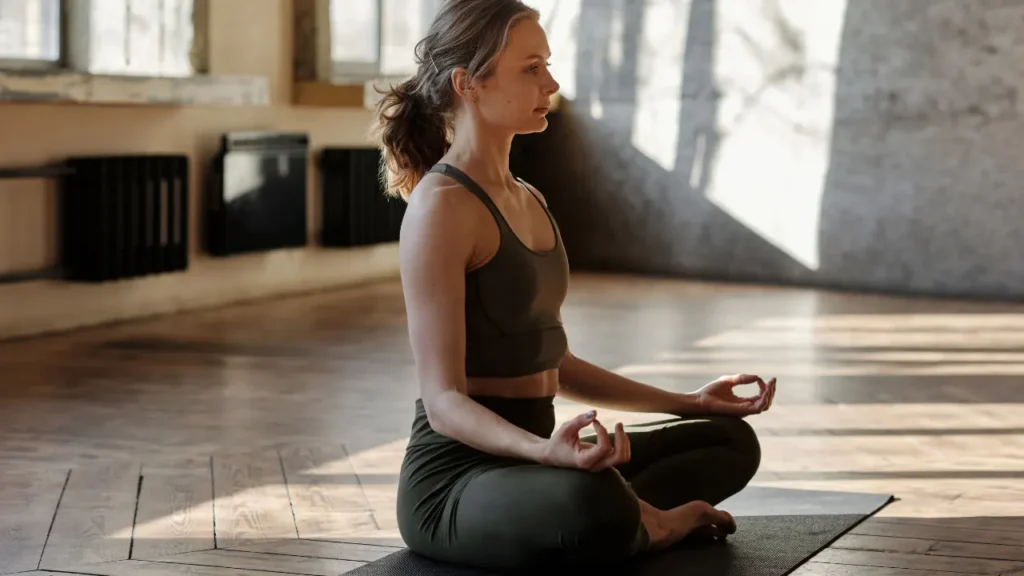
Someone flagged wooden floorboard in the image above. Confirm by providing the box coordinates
[0,468,69,574]
[132,458,216,560]
[851,519,1024,548]
[810,549,1024,574]
[72,558,313,575]
[38,462,141,570]
[13,572,100,576]
[147,549,364,575]
[2,274,1024,575]
[791,563,987,576]
[277,444,378,539]
[211,449,300,549]
[225,538,400,562]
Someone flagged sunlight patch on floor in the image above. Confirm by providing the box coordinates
[616,360,1024,376]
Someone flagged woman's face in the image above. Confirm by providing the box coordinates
[467,17,561,134]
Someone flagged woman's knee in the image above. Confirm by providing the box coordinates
[714,415,762,480]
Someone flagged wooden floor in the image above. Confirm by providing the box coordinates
[2,272,1023,575]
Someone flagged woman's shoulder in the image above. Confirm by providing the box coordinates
[401,172,484,247]
[409,171,484,217]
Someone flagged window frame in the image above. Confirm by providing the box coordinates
[327,0,384,82]
[0,56,61,70]
[0,0,64,71]
[0,0,208,77]
[325,0,439,84]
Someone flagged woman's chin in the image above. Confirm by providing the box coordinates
[520,115,549,134]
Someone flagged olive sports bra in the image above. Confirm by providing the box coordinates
[427,163,570,378]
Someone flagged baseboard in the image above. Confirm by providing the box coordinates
[0,243,401,341]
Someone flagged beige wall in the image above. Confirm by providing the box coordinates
[0,0,400,340]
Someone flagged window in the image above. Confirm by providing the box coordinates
[0,0,203,77]
[0,0,61,68]
[328,0,442,80]
[66,0,199,77]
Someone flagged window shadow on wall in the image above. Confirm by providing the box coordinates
[513,0,1024,301]
[514,0,812,286]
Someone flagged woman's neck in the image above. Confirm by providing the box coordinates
[445,116,516,186]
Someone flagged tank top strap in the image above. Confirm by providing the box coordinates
[514,175,560,231]
[427,163,506,225]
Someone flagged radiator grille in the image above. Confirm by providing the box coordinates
[320,148,405,247]
[60,155,189,282]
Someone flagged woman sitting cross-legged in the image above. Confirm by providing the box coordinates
[371,0,777,570]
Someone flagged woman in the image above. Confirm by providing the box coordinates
[373,0,776,570]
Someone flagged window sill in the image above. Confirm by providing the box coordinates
[0,69,269,107]
[292,79,564,113]
[292,81,367,108]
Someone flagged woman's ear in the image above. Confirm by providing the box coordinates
[451,67,469,98]
[450,67,478,103]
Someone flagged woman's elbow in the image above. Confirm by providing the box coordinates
[421,389,456,436]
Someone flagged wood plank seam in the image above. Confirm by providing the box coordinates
[341,443,380,532]
[210,455,218,550]
[302,537,400,550]
[127,473,144,560]
[146,550,362,575]
[113,558,313,575]
[225,538,395,561]
[275,449,302,541]
[39,565,114,569]
[35,469,71,572]
[875,519,1024,536]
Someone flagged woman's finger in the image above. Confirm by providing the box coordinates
[596,424,630,469]
[592,420,613,456]
[577,420,613,470]
[615,423,630,464]
[756,378,772,411]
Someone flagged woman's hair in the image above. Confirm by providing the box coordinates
[373,0,540,200]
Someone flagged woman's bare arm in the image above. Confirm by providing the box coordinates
[400,183,548,462]
[557,349,701,414]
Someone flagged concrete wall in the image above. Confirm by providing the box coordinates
[0,0,399,340]
[520,0,1024,300]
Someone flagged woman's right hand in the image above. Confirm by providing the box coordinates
[539,410,631,471]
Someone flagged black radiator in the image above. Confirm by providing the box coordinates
[60,155,189,282]
[319,147,405,247]
[206,132,309,256]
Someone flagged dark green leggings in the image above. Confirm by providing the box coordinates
[396,395,761,570]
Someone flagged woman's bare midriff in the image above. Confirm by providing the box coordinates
[465,369,560,398]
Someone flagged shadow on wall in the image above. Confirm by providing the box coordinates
[518,0,810,285]
[514,0,1024,301]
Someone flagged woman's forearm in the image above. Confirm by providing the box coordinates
[424,389,548,462]
[557,352,702,415]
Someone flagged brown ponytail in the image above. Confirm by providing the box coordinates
[372,0,540,201]
[374,76,450,201]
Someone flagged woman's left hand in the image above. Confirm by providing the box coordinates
[693,374,776,418]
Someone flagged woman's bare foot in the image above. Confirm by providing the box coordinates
[640,499,736,551]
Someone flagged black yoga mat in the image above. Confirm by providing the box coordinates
[345,486,894,576]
